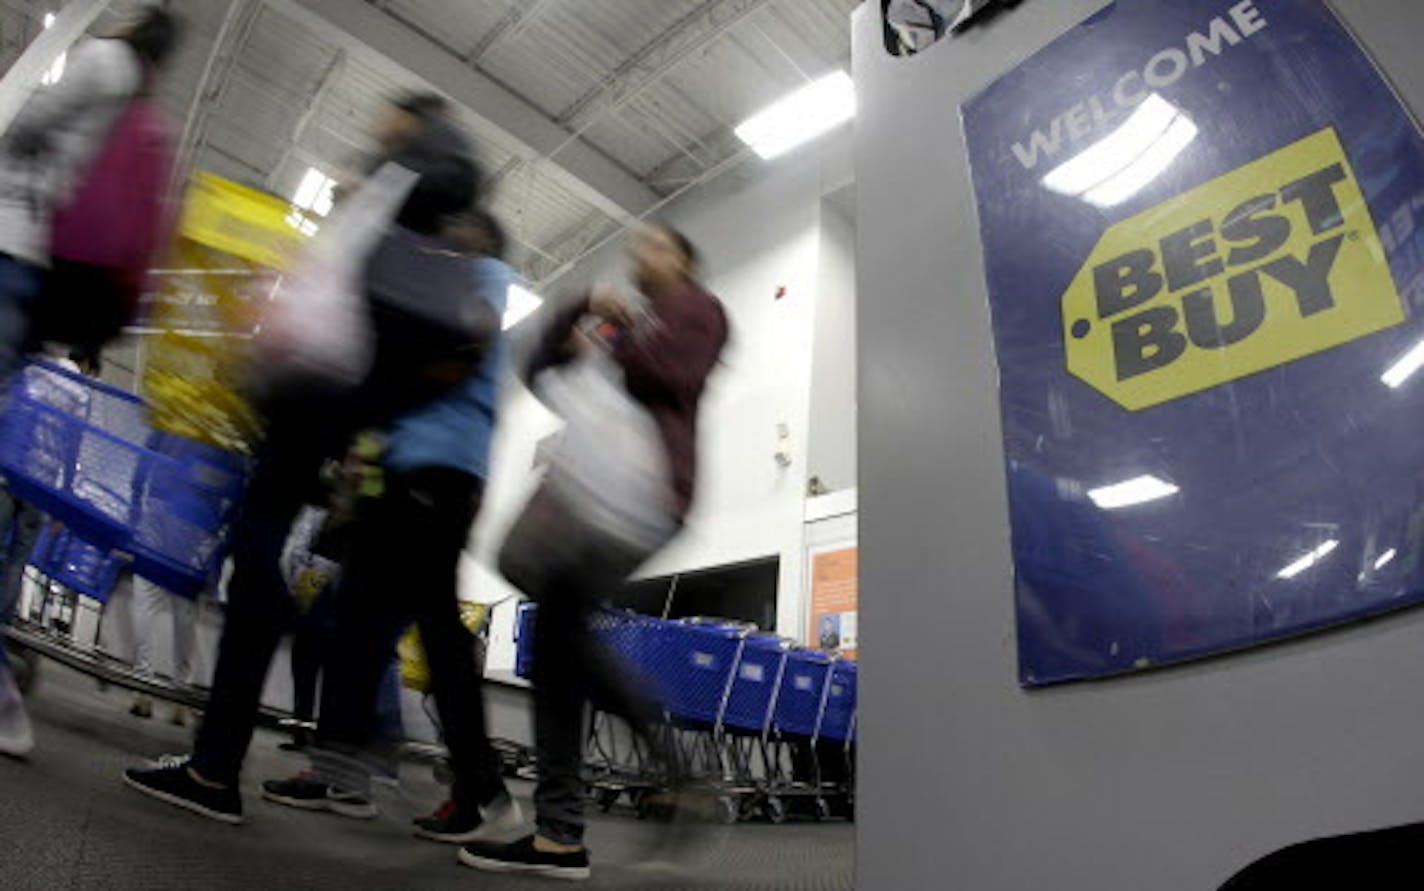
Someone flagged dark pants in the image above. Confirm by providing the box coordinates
[315,467,505,812]
[189,350,471,785]
[290,578,404,742]
[0,253,43,381]
[288,584,331,725]
[190,401,348,785]
[0,495,43,671]
[499,487,673,846]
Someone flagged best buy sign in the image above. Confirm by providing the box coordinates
[1063,127,1403,410]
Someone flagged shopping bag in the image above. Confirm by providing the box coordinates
[535,350,677,551]
[251,162,418,391]
[398,601,491,693]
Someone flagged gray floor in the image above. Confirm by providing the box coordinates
[0,661,854,890]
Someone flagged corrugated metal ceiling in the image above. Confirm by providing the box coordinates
[0,0,860,285]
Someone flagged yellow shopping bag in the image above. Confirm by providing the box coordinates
[398,601,491,693]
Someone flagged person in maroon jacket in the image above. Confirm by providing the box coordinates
[462,223,728,880]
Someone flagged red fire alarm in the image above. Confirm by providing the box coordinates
[775,285,787,300]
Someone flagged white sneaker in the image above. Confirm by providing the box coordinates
[476,795,526,842]
[0,668,34,758]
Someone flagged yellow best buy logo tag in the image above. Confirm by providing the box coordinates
[1062,127,1403,410]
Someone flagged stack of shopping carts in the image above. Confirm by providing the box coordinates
[514,603,857,823]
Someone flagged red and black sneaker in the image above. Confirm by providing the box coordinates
[413,795,524,844]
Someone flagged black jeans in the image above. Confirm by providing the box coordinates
[288,587,330,726]
[498,486,674,846]
[315,467,506,812]
[189,347,475,785]
[0,494,42,671]
[190,396,359,786]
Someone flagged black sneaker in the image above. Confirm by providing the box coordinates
[459,835,591,881]
[261,772,377,819]
[414,795,524,844]
[124,757,243,825]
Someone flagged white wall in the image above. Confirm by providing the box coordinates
[470,129,855,672]
[809,195,858,492]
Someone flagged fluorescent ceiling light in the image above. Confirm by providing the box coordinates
[1277,539,1339,580]
[1374,548,1397,570]
[292,167,335,217]
[40,50,65,86]
[40,12,65,87]
[1381,338,1424,388]
[504,283,543,330]
[1042,94,1198,208]
[1087,474,1179,509]
[284,209,318,237]
[734,71,855,160]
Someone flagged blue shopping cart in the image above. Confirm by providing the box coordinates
[508,601,856,824]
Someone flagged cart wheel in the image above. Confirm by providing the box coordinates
[632,788,652,820]
[432,758,454,787]
[764,796,787,825]
[596,788,620,813]
[12,650,37,695]
[813,797,831,822]
[737,795,758,822]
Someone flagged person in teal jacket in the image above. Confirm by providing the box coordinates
[259,209,525,846]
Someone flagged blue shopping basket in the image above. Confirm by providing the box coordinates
[722,633,790,734]
[773,649,834,738]
[130,434,247,596]
[30,523,128,603]
[0,360,247,596]
[0,361,151,546]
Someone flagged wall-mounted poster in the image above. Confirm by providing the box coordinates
[962,0,1424,685]
[809,546,858,659]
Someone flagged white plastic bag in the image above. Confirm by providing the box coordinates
[537,350,677,551]
[253,163,419,390]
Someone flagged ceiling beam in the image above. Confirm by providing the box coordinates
[556,0,772,132]
[482,0,771,202]
[172,0,262,197]
[266,48,345,191]
[464,0,558,66]
[263,0,659,223]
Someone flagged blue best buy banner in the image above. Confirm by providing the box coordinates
[962,0,1424,686]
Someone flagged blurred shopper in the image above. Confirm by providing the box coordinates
[125,577,200,725]
[0,5,179,374]
[0,489,36,757]
[0,348,103,756]
[280,439,403,753]
[123,96,493,825]
[462,223,727,880]
[262,209,521,844]
[0,6,180,756]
